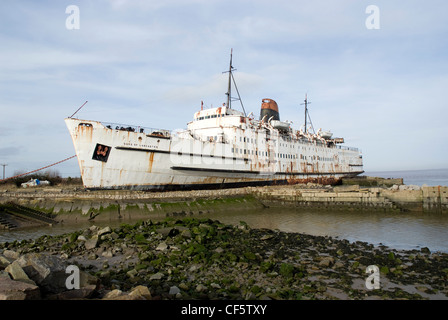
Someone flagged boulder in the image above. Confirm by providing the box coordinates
[16,253,99,295]
[129,285,152,300]
[318,256,335,268]
[0,277,41,300]
[97,226,112,237]
[0,255,10,269]
[102,289,124,300]
[16,253,67,293]
[156,242,168,251]
[84,237,99,250]
[149,272,164,280]
[3,250,19,260]
[56,284,98,300]
[5,261,36,285]
[169,286,180,295]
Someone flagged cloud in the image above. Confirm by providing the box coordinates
[0,147,21,158]
[0,0,447,176]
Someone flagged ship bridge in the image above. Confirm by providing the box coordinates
[188,106,245,130]
[192,106,243,121]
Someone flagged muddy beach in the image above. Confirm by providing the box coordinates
[1,217,447,301]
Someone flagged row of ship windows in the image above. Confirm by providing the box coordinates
[195,114,225,121]
[238,136,316,150]
[204,135,319,151]
[230,147,334,161]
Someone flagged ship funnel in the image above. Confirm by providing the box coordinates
[260,98,280,122]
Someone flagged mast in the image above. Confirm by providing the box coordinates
[223,49,246,116]
[300,94,312,134]
[226,49,233,109]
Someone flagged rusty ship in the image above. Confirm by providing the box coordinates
[65,52,363,190]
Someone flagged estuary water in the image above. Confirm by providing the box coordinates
[364,168,448,187]
[1,206,448,254]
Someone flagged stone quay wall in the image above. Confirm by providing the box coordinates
[1,183,447,219]
[252,185,448,213]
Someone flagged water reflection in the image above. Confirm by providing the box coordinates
[1,207,448,253]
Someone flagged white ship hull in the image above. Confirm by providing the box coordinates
[65,107,363,190]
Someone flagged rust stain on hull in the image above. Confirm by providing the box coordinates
[148,152,155,173]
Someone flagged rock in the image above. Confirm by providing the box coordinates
[56,284,97,300]
[180,230,192,239]
[416,286,429,293]
[5,261,36,285]
[129,285,152,300]
[156,227,179,238]
[214,247,224,254]
[3,250,19,260]
[77,235,87,242]
[84,237,99,250]
[260,234,274,240]
[245,291,257,300]
[195,284,207,292]
[103,289,124,299]
[101,250,113,258]
[189,264,201,272]
[179,282,189,291]
[169,286,180,295]
[0,276,41,300]
[421,247,431,254]
[319,257,335,268]
[87,253,98,260]
[15,253,99,295]
[156,242,168,251]
[127,269,138,279]
[79,270,100,290]
[149,272,164,280]
[16,253,68,294]
[97,226,112,237]
[0,255,10,269]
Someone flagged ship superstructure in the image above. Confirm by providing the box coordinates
[65,52,363,190]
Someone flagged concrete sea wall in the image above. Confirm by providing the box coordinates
[0,187,263,224]
[252,185,448,213]
[0,183,447,225]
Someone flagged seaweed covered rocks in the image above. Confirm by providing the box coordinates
[1,218,448,300]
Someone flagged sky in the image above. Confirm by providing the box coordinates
[0,0,447,179]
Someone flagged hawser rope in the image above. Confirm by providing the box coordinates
[0,155,77,182]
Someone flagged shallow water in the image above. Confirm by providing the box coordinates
[1,207,447,254]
